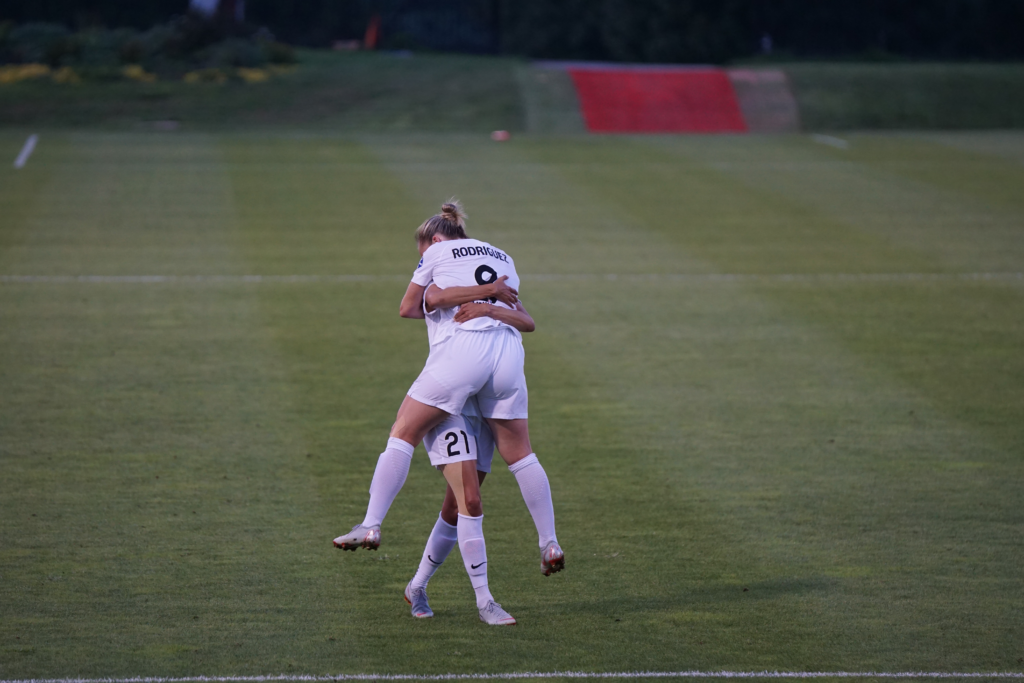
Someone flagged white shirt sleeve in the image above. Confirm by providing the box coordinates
[410,244,440,287]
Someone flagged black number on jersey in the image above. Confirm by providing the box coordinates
[475,265,498,303]
[460,430,471,454]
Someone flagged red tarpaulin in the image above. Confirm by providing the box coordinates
[568,68,747,133]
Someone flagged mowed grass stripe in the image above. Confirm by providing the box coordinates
[0,132,65,260]
[0,134,351,676]
[835,135,1024,216]
[2,273,1023,284]
[3,671,1024,683]
[652,134,1024,273]
[917,131,1024,167]
[359,136,972,669]
[515,136,1023,666]
[382,136,1015,671]
[639,134,1024,446]
[378,134,1023,666]
[220,137,614,673]
[1,132,1022,677]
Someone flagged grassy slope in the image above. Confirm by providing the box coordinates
[782,63,1024,130]
[0,130,1022,677]
[0,50,524,131]
[4,50,1024,131]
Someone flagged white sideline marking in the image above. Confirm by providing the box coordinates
[0,273,1022,285]
[811,134,849,150]
[13,134,39,169]
[2,672,1023,683]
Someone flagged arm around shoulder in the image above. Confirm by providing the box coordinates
[399,282,427,319]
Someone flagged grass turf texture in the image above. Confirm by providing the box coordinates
[1,130,1023,677]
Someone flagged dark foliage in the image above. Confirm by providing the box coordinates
[0,15,295,75]
[1,0,1022,62]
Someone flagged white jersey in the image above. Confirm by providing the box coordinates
[411,238,521,345]
[421,286,480,421]
[422,289,457,349]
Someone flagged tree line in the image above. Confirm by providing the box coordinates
[3,0,1022,62]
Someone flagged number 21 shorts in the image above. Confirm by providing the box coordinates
[422,413,496,472]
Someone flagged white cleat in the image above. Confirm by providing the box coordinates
[404,582,433,618]
[540,540,565,576]
[333,524,381,551]
[479,600,516,626]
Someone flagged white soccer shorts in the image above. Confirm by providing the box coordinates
[408,327,528,420]
[423,413,495,472]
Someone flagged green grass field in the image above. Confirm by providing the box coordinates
[1,129,1023,680]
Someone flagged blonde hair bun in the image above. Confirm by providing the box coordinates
[414,198,470,244]
[440,199,467,227]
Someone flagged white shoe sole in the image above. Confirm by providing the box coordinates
[333,527,381,551]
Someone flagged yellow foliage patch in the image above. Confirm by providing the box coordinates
[237,68,269,83]
[122,64,157,83]
[0,63,51,84]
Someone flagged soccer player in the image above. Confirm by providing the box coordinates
[333,201,563,625]
[403,298,554,621]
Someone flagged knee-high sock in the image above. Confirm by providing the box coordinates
[410,513,458,589]
[509,453,558,547]
[361,438,414,527]
[457,513,494,609]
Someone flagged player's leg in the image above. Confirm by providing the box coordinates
[334,395,449,551]
[487,418,564,576]
[405,413,484,618]
[412,474,487,575]
[441,459,515,626]
[337,336,486,552]
[479,330,564,575]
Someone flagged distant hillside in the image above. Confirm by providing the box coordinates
[1,50,1023,131]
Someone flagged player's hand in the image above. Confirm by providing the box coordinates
[490,275,519,306]
[454,302,494,324]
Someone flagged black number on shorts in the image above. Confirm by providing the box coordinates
[460,430,471,454]
[444,431,460,457]
[475,265,498,303]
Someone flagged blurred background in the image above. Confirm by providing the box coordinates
[1,0,1023,130]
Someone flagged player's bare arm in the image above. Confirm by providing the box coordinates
[424,276,518,312]
[399,282,428,319]
[454,301,535,333]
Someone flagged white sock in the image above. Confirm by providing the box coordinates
[361,438,414,527]
[457,513,494,609]
[410,513,459,589]
[509,453,558,547]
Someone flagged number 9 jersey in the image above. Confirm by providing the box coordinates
[411,238,521,343]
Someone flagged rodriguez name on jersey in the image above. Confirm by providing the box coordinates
[411,238,521,335]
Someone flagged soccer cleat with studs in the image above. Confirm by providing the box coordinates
[478,600,516,626]
[404,582,433,618]
[333,524,381,551]
[540,540,565,576]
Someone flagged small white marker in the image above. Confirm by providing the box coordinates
[811,134,849,150]
[13,134,38,169]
